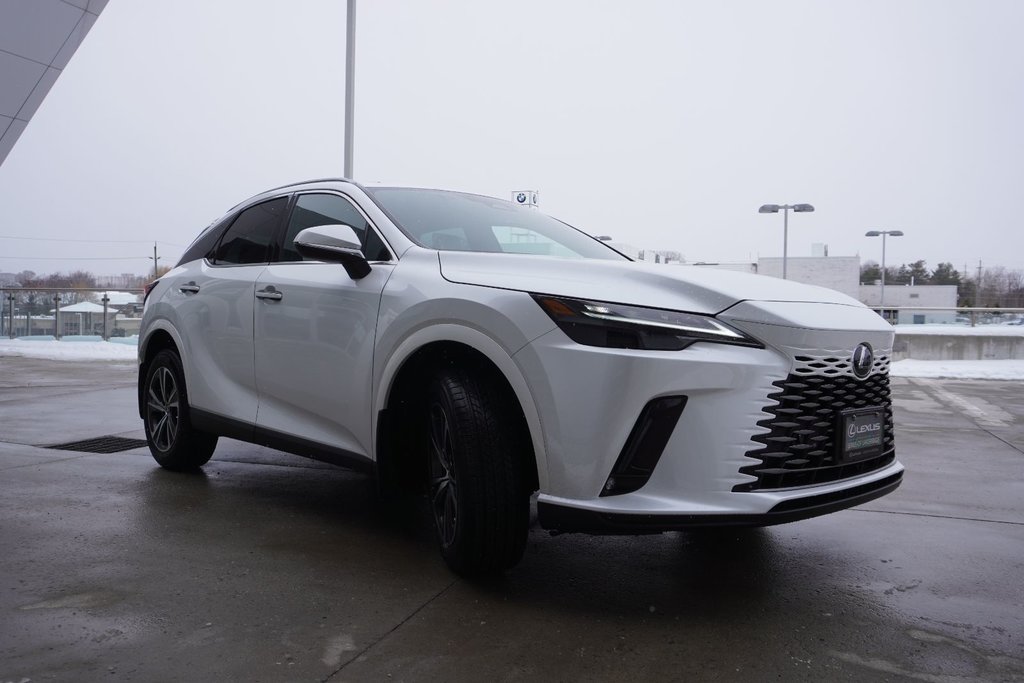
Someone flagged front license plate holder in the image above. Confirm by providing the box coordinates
[837,407,885,462]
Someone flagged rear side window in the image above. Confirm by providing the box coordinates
[280,193,391,262]
[211,198,287,265]
[177,214,233,267]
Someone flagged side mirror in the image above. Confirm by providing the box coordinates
[294,224,371,280]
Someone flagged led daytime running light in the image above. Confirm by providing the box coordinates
[533,294,762,350]
[580,303,744,340]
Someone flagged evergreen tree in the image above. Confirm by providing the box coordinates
[860,261,881,284]
[930,262,961,285]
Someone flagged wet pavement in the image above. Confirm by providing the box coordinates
[0,356,1022,682]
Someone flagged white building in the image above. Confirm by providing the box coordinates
[605,242,684,264]
[757,256,861,299]
[684,262,757,274]
[859,284,958,324]
[606,244,960,324]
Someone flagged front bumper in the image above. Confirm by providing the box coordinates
[513,299,901,533]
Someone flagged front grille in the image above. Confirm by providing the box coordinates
[734,373,895,492]
[792,352,890,377]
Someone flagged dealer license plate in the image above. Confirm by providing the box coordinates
[837,407,885,462]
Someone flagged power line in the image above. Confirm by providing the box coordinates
[0,235,186,247]
[1,254,178,263]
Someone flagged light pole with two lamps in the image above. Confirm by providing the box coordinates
[864,230,904,320]
[758,203,815,279]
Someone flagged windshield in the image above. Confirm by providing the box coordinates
[365,187,628,261]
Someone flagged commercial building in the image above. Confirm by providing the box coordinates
[859,284,958,324]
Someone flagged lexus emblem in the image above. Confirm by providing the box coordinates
[852,343,874,378]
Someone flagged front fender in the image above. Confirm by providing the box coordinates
[374,322,550,492]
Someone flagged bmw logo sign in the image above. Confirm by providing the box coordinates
[852,343,874,378]
[516,192,527,204]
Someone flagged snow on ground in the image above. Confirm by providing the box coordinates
[894,324,1024,336]
[1,335,1022,379]
[0,339,137,361]
[890,359,1024,380]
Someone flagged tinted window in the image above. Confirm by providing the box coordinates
[211,198,287,265]
[177,213,233,266]
[365,187,627,261]
[280,193,391,262]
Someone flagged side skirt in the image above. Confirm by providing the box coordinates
[190,408,374,474]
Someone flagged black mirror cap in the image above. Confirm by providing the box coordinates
[294,242,372,279]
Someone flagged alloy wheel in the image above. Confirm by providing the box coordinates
[429,403,458,548]
[147,366,180,452]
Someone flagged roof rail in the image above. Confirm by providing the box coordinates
[261,177,352,194]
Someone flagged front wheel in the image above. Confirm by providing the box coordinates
[143,349,217,471]
[427,367,529,576]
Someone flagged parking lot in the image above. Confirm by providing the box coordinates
[1,356,1022,682]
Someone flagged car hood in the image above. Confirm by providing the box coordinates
[438,251,863,315]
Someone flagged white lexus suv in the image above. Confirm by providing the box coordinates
[138,179,902,575]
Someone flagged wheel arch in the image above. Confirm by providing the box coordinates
[137,323,185,419]
[374,325,547,496]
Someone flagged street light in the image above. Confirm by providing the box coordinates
[758,203,815,279]
[865,230,904,318]
[344,0,356,178]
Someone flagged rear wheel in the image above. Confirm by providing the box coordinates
[143,349,217,470]
[427,367,529,576]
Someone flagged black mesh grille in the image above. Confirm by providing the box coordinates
[734,373,895,492]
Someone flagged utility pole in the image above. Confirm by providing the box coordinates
[976,260,983,308]
[150,242,160,279]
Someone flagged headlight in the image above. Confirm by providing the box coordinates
[531,294,763,351]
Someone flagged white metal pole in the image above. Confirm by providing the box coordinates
[344,0,357,179]
[782,206,789,280]
[880,232,887,316]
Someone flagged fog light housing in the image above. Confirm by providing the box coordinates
[601,396,687,496]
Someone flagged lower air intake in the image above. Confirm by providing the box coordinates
[735,373,895,492]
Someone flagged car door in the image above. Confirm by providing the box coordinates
[174,196,287,426]
[253,192,395,459]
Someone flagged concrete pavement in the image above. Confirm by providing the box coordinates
[1,357,1022,682]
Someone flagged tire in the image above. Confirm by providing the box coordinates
[143,349,218,471]
[427,367,529,576]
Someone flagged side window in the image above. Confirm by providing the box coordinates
[178,214,232,266]
[211,197,287,265]
[281,193,391,262]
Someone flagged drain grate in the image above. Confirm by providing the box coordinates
[44,436,149,454]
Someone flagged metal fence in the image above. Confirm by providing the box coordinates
[1,287,144,341]
[3,289,1023,341]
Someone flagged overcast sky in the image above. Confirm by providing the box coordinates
[1,0,1022,277]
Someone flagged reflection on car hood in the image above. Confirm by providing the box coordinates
[438,251,863,315]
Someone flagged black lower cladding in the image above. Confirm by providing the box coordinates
[539,471,903,534]
[189,408,374,474]
[734,372,895,492]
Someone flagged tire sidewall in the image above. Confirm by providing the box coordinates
[428,378,470,563]
[144,349,207,470]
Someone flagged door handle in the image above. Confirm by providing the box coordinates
[178,282,200,294]
[256,286,283,301]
